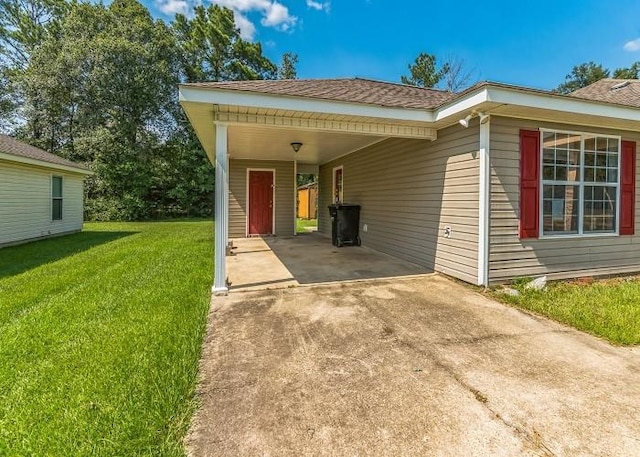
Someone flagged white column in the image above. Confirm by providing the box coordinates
[293,159,297,236]
[213,122,229,295]
[477,118,490,287]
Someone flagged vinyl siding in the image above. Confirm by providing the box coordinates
[229,159,295,238]
[489,116,640,282]
[0,160,85,246]
[318,123,480,283]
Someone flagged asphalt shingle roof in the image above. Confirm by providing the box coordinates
[184,78,455,109]
[0,134,90,171]
[569,78,640,108]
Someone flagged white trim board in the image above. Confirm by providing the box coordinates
[179,86,433,123]
[332,165,344,204]
[477,119,490,287]
[0,152,93,175]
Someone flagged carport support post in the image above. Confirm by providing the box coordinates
[477,118,490,287]
[213,122,229,295]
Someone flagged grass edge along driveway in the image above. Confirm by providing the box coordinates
[491,276,640,346]
[0,221,213,456]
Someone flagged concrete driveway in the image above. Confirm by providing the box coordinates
[187,275,640,457]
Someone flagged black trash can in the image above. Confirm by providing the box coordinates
[328,204,361,247]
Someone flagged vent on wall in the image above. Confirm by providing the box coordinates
[611,81,631,90]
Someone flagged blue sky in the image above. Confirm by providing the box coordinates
[145,0,640,91]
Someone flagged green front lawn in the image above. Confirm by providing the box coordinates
[492,277,640,345]
[0,221,213,456]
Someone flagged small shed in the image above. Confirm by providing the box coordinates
[297,182,318,220]
[0,135,93,247]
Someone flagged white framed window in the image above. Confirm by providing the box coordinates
[541,129,620,237]
[52,176,63,221]
[332,165,343,203]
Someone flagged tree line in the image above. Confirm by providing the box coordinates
[1,0,638,221]
[400,53,640,95]
[0,0,296,220]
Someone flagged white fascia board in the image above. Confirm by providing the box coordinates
[179,86,434,123]
[0,152,93,175]
[484,87,640,121]
[435,85,640,124]
[434,89,489,121]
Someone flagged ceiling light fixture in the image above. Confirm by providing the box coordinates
[290,142,303,153]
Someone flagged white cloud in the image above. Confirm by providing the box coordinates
[624,38,640,52]
[158,0,323,40]
[306,0,330,12]
[157,0,190,15]
[210,0,297,37]
[261,3,293,27]
[233,11,257,39]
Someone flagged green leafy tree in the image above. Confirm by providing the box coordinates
[401,52,449,88]
[0,0,67,69]
[20,0,183,219]
[613,62,640,79]
[0,0,69,135]
[172,4,277,83]
[278,52,298,79]
[556,62,610,94]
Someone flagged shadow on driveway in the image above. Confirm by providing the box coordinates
[227,232,431,291]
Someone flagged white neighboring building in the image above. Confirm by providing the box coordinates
[0,135,93,247]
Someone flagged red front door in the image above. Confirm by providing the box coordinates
[248,170,274,235]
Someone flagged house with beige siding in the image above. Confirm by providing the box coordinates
[179,77,640,294]
[0,135,92,247]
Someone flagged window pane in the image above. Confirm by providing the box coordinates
[543,166,554,180]
[52,177,62,198]
[52,199,63,220]
[543,149,555,164]
[584,167,594,181]
[543,131,556,147]
[567,166,580,181]
[596,137,608,151]
[567,135,581,151]
[556,133,569,150]
[542,184,579,235]
[584,137,596,151]
[568,150,580,165]
[583,185,616,233]
[584,151,595,166]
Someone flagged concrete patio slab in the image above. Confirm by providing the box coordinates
[188,275,640,457]
[227,232,431,292]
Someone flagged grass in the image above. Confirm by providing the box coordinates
[491,276,640,345]
[296,218,317,234]
[0,221,213,456]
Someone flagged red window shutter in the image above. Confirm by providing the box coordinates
[620,140,636,235]
[519,130,540,239]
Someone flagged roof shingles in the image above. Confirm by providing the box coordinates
[184,78,454,110]
[569,78,640,108]
[0,134,89,171]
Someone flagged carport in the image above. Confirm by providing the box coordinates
[178,80,442,295]
[226,232,431,291]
